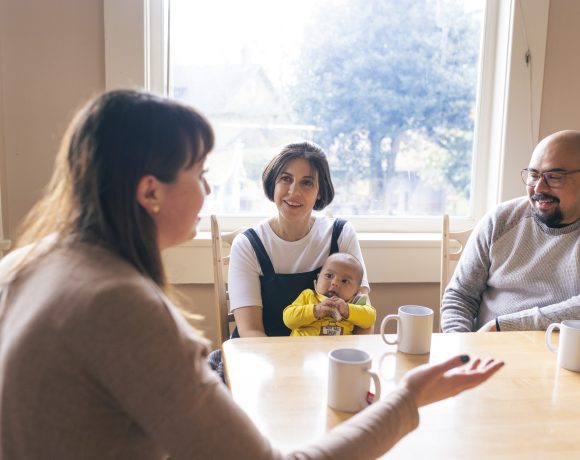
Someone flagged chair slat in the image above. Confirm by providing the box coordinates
[440,214,473,306]
[211,215,244,344]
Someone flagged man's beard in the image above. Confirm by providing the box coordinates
[530,193,565,227]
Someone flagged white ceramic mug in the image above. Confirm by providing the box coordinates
[545,320,580,372]
[380,305,434,354]
[327,348,381,413]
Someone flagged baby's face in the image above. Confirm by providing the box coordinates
[316,259,360,302]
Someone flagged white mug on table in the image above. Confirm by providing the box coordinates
[327,348,381,413]
[546,319,580,372]
[380,305,434,355]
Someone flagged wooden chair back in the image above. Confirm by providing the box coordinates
[440,214,473,304]
[0,240,10,259]
[211,215,243,344]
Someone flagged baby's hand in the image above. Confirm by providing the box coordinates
[314,303,335,319]
[330,307,343,322]
[332,297,349,319]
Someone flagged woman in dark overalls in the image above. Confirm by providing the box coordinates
[228,141,372,337]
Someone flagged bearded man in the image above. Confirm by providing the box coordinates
[441,130,580,332]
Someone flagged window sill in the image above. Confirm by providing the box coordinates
[162,232,441,284]
[0,236,442,284]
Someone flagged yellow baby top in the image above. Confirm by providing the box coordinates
[283,289,376,336]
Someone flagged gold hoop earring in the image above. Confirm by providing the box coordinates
[151,204,160,214]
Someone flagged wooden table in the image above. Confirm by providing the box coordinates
[222,332,580,459]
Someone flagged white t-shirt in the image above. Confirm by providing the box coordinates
[228,216,369,311]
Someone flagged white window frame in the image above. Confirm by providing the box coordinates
[103,0,549,283]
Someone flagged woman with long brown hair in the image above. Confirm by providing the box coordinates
[0,90,503,459]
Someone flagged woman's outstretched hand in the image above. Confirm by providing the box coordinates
[401,355,504,408]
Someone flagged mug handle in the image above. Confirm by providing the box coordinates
[365,369,382,405]
[381,315,399,345]
[545,323,561,353]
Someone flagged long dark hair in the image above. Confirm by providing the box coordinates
[15,90,214,290]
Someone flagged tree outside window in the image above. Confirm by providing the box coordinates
[169,0,484,218]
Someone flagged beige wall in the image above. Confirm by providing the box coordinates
[1,0,579,345]
[539,0,580,136]
[0,0,105,238]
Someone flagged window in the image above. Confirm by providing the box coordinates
[104,0,548,234]
[169,0,485,225]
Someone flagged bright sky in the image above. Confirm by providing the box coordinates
[170,0,484,86]
[170,0,343,85]
[171,1,317,62]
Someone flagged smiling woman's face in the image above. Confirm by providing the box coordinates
[273,158,320,223]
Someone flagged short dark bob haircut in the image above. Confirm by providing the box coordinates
[262,141,334,210]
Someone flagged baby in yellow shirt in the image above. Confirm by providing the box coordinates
[283,253,376,336]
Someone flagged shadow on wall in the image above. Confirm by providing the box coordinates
[371,283,440,334]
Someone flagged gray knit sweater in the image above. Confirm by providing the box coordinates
[441,196,580,332]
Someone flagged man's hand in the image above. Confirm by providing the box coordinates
[478,319,498,332]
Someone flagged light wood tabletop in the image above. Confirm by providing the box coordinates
[222,332,580,459]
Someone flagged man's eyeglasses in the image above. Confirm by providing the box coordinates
[520,168,580,188]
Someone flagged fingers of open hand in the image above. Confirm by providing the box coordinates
[467,358,503,375]
[446,358,505,391]
[431,354,472,376]
[400,356,465,405]
[467,358,482,371]
[403,355,468,392]
[403,355,504,408]
[483,357,498,367]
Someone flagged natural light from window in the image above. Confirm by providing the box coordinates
[168,0,486,220]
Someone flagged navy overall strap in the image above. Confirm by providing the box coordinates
[243,228,275,277]
[330,218,346,255]
[231,228,283,338]
[233,219,349,337]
